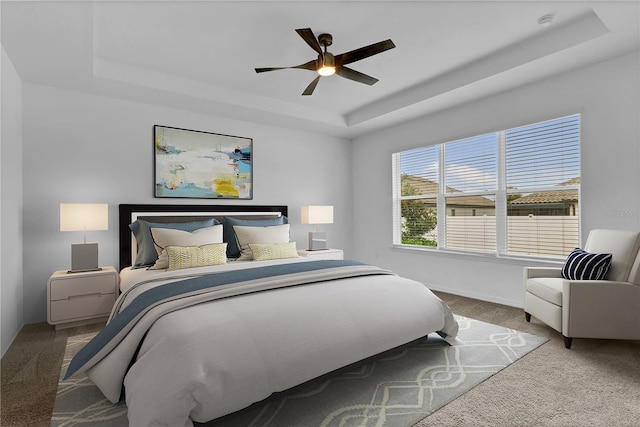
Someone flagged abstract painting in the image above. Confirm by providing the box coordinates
[154,125,252,199]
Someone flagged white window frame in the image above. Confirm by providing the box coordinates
[392,114,581,260]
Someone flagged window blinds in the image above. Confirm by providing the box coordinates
[506,115,580,189]
[399,145,439,196]
[505,115,580,256]
[444,133,497,193]
[393,114,580,258]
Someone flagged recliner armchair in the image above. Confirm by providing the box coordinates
[524,229,640,348]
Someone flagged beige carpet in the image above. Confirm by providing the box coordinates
[418,338,640,426]
[2,292,639,426]
[1,322,104,427]
[415,293,640,426]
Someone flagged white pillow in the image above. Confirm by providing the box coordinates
[233,224,290,260]
[150,225,223,269]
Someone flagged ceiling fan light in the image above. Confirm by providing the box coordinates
[318,66,336,76]
[317,52,335,76]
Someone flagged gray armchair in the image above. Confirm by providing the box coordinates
[524,229,640,348]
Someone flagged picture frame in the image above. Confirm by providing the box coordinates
[154,125,253,199]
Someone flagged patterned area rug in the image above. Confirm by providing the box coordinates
[51,316,547,426]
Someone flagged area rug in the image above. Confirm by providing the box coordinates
[51,316,547,426]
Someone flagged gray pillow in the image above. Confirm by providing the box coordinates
[223,216,288,258]
[129,219,218,268]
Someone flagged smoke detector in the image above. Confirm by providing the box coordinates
[538,14,555,28]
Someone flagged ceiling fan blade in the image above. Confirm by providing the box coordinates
[296,28,323,56]
[255,59,317,74]
[293,59,318,71]
[335,39,396,65]
[302,75,321,96]
[255,67,289,73]
[336,66,379,85]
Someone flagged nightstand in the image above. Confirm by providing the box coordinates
[297,248,344,260]
[47,266,119,329]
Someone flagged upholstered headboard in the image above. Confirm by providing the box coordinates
[119,204,288,270]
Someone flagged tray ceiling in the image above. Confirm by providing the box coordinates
[2,1,638,138]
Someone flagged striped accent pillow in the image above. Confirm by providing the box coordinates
[167,243,227,271]
[561,248,612,280]
[249,242,298,261]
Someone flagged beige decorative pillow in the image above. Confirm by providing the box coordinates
[150,225,223,269]
[166,243,227,271]
[249,242,299,261]
[232,224,290,260]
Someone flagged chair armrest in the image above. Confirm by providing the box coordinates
[523,267,562,279]
[565,279,636,289]
[562,280,640,340]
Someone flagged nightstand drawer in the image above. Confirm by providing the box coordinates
[50,292,116,322]
[47,266,119,328]
[50,274,117,301]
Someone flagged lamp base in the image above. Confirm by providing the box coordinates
[307,231,328,251]
[70,243,99,273]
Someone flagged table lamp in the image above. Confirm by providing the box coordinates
[60,203,108,273]
[301,205,333,251]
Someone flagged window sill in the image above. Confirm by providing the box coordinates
[391,244,565,266]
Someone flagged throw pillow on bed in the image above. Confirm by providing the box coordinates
[150,225,224,269]
[166,243,227,270]
[233,224,290,261]
[223,216,288,258]
[129,219,218,268]
[249,242,299,261]
[561,248,612,280]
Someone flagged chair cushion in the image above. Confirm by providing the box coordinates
[526,277,564,306]
[584,229,640,282]
[561,248,612,280]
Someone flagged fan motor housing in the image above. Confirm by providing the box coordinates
[318,33,333,47]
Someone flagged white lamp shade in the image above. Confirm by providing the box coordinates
[301,206,334,225]
[60,203,109,232]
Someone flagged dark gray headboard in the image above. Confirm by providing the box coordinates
[119,204,288,270]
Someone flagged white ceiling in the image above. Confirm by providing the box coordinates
[2,0,639,138]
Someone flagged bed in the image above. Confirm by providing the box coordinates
[65,204,459,427]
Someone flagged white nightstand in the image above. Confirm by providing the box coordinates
[47,266,119,330]
[297,248,344,260]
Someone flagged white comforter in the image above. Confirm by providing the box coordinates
[83,258,458,426]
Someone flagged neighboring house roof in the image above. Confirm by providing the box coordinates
[402,175,439,194]
[556,177,581,186]
[402,174,581,206]
[510,177,580,205]
[510,190,578,204]
[401,175,495,207]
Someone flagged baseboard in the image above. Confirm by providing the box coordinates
[1,323,24,359]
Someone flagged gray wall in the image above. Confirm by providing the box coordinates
[20,83,352,324]
[1,47,24,356]
[351,51,640,307]
[4,48,639,353]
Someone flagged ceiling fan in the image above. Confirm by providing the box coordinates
[255,28,396,96]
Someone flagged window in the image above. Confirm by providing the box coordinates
[392,114,580,258]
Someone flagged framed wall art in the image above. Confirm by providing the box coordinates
[154,125,253,199]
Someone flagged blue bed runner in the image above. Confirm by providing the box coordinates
[65,260,370,379]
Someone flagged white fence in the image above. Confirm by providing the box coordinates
[442,216,579,257]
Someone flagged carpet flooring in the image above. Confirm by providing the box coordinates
[50,316,546,426]
[2,291,639,426]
